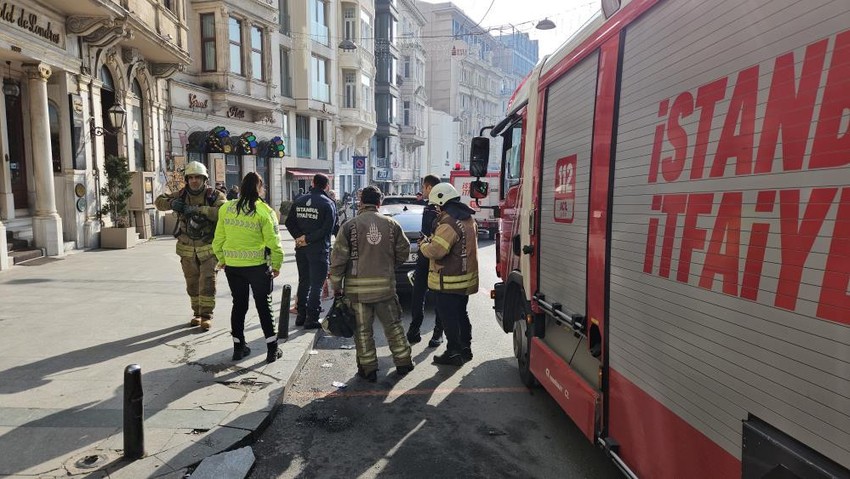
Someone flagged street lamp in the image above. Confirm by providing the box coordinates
[535,18,556,30]
[338,39,357,52]
[2,61,20,100]
[90,103,126,136]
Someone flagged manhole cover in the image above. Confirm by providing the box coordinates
[64,451,116,475]
[75,454,109,469]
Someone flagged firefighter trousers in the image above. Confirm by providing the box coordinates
[352,296,412,374]
[180,252,218,319]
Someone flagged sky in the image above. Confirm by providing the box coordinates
[418,0,601,57]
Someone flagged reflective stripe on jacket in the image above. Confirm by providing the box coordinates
[419,210,479,295]
[212,200,284,270]
[329,206,410,303]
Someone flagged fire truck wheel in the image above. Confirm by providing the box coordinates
[511,292,538,388]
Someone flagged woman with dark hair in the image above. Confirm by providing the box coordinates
[213,172,285,363]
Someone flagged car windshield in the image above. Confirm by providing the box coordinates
[379,205,423,234]
[382,196,419,205]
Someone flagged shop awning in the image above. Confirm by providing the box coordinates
[286,169,333,180]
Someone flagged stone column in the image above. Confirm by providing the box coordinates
[24,63,64,256]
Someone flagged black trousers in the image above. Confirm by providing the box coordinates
[224,264,276,342]
[410,256,442,334]
[295,249,329,320]
[434,292,471,355]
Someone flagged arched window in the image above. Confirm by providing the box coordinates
[48,101,61,172]
[131,79,147,170]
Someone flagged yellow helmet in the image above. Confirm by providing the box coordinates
[429,182,460,206]
[184,161,208,179]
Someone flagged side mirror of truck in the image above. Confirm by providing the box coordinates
[470,180,488,200]
[469,137,490,178]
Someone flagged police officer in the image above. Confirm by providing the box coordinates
[155,161,226,330]
[419,183,479,366]
[284,173,336,329]
[329,186,414,382]
[407,174,444,347]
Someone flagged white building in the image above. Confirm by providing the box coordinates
[395,0,427,193]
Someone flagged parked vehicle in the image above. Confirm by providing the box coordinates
[474,1,850,478]
[381,195,420,206]
[378,203,423,293]
[450,171,500,239]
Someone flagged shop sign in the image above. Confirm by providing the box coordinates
[226,106,245,119]
[0,2,62,45]
[188,93,208,109]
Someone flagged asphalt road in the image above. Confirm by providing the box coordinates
[250,239,622,479]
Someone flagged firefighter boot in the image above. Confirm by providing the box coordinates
[200,317,212,331]
[266,341,283,363]
[432,351,465,366]
[190,316,202,327]
[232,338,251,361]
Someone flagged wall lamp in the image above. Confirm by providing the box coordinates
[338,39,357,51]
[90,103,126,136]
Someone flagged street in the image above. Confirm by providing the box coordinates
[250,239,622,479]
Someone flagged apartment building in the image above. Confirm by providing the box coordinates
[416,1,508,171]
[395,0,427,194]
[168,0,284,209]
[0,0,190,268]
[334,0,377,200]
[371,0,400,195]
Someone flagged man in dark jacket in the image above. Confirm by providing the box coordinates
[407,174,444,347]
[285,173,337,329]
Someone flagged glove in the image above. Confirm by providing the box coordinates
[184,205,200,216]
[171,198,186,213]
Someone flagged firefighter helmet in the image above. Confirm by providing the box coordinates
[429,182,460,206]
[184,161,208,179]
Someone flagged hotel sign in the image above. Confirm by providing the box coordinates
[0,2,63,46]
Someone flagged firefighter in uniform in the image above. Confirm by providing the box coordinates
[419,182,479,366]
[329,186,414,382]
[155,161,226,330]
[284,173,336,329]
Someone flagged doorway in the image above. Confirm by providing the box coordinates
[6,92,27,209]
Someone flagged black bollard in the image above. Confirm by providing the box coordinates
[123,364,145,460]
[278,284,291,340]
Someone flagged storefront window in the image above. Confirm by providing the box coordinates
[49,101,61,172]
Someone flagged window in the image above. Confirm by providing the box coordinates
[403,101,410,126]
[296,115,310,158]
[361,74,371,112]
[317,119,327,160]
[225,154,241,191]
[344,71,356,108]
[343,6,356,41]
[251,26,264,80]
[229,17,243,75]
[360,11,373,52]
[504,122,523,195]
[279,48,291,97]
[201,13,216,72]
[310,0,329,46]
[403,56,410,78]
[132,79,147,171]
[311,55,329,102]
[278,0,290,34]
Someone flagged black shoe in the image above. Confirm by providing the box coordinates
[359,369,377,382]
[303,321,321,330]
[295,316,305,326]
[427,335,444,348]
[406,330,421,344]
[232,343,251,361]
[432,352,464,366]
[266,343,282,363]
[396,363,415,376]
[461,348,473,362]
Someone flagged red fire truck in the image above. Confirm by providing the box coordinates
[471,1,850,477]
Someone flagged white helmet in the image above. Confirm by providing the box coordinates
[429,182,460,206]
[184,161,208,179]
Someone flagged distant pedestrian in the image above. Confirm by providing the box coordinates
[227,185,240,200]
[212,172,284,363]
[407,174,444,347]
[284,173,337,329]
[419,182,479,366]
[154,161,226,331]
[215,182,227,196]
[329,186,413,381]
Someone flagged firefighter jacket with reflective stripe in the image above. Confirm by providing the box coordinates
[329,205,410,304]
[419,209,479,295]
[155,187,226,259]
[212,200,284,270]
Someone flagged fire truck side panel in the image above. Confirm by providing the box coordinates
[537,52,599,319]
[608,0,850,474]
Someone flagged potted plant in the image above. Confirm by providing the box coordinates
[100,155,136,248]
